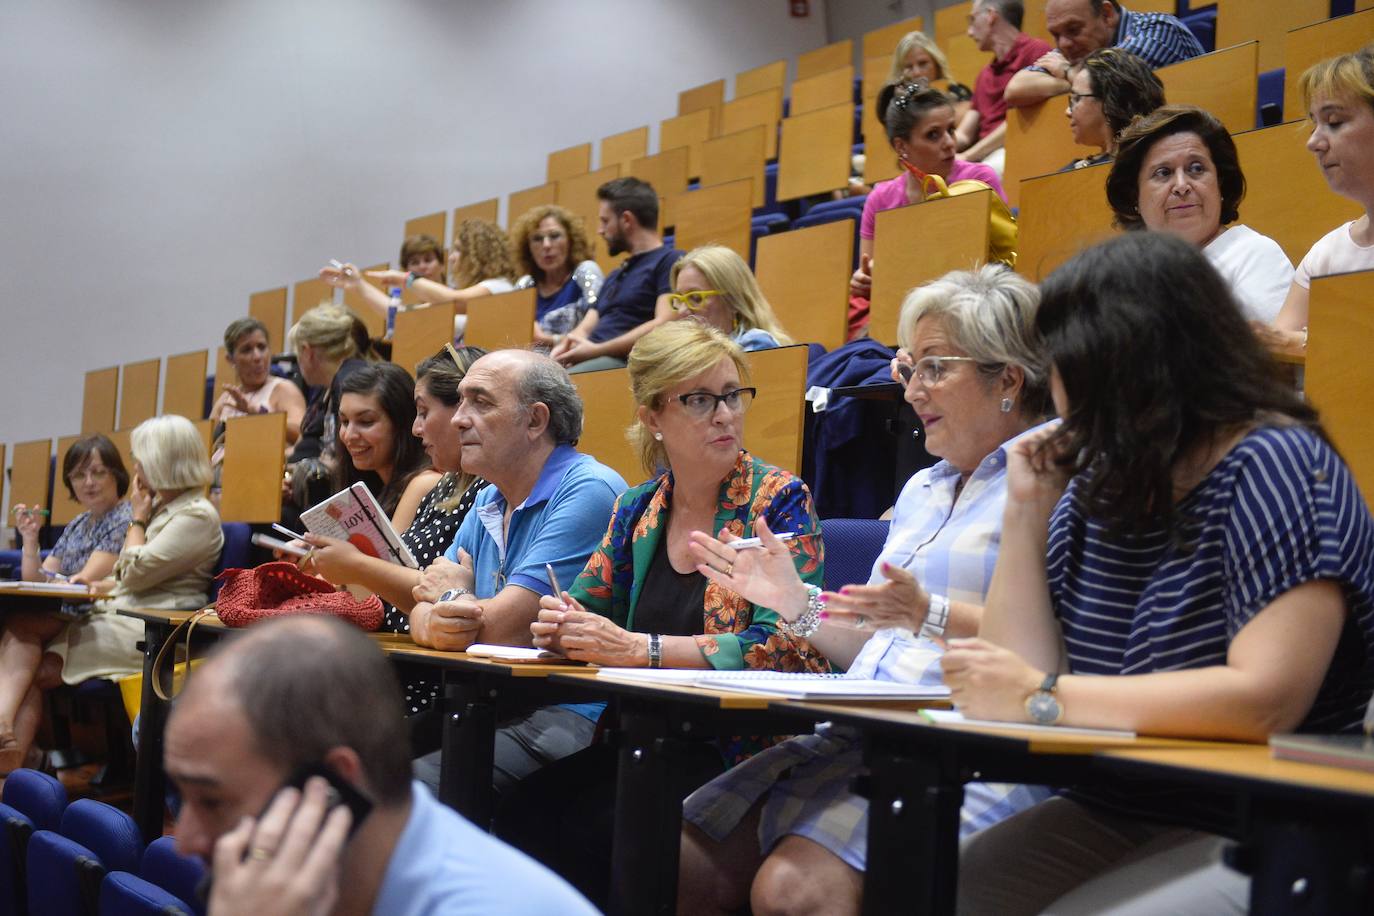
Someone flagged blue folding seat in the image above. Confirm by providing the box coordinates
[0,769,67,916]
[818,518,892,592]
[98,872,196,916]
[139,837,205,916]
[26,799,141,916]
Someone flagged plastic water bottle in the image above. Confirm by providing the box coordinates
[386,287,402,338]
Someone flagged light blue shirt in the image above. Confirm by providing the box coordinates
[373,781,598,915]
[731,327,781,352]
[843,424,1049,686]
[444,445,626,599]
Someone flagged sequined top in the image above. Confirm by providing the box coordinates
[516,260,604,336]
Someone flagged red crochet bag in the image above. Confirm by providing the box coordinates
[213,562,384,631]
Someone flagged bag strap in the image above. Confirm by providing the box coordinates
[151,608,217,701]
[899,158,950,199]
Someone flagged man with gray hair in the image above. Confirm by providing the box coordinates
[164,615,597,915]
[408,349,626,796]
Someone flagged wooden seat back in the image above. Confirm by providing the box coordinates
[219,413,287,523]
[777,102,855,201]
[465,288,537,353]
[754,219,854,351]
[1306,268,1374,511]
[870,190,993,346]
[1016,161,1116,281]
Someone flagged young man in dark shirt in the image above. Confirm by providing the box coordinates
[549,177,683,372]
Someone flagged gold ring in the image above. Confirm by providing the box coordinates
[248,846,273,861]
[724,562,734,577]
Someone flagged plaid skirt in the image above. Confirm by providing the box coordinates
[683,726,1050,872]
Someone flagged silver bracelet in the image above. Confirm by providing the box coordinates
[920,593,950,639]
[647,633,663,668]
[782,585,825,639]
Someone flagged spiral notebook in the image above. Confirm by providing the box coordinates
[595,668,950,700]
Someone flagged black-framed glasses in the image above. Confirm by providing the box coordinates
[677,387,757,418]
[1068,91,1097,110]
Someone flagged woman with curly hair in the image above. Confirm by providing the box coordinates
[510,204,604,347]
[321,220,516,336]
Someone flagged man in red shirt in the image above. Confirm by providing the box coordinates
[954,0,1053,174]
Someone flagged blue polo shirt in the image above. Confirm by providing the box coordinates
[445,445,626,600]
[374,781,598,915]
[589,245,683,343]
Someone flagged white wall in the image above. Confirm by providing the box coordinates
[0,0,829,453]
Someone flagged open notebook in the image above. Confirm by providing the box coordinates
[595,668,950,700]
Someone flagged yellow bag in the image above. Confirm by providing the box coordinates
[905,162,1018,269]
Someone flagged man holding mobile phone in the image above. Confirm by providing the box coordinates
[163,615,596,915]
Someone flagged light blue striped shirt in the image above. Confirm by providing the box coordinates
[845,423,1048,687]
[837,423,1055,833]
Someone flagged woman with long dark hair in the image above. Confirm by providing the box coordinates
[945,231,1374,914]
[333,362,437,531]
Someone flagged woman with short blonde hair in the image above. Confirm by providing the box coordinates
[510,320,827,900]
[289,303,372,467]
[667,246,792,351]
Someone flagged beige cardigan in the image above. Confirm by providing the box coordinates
[51,489,223,683]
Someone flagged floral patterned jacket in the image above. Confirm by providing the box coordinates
[569,450,831,672]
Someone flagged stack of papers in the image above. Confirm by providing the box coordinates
[595,668,950,700]
[919,709,1136,738]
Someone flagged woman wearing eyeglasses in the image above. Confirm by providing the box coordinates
[667,245,792,352]
[1062,48,1165,171]
[674,266,1054,916]
[509,204,605,349]
[495,320,827,905]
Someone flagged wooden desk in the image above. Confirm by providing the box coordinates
[600,126,649,172]
[769,701,1224,916]
[720,88,783,161]
[1099,745,1374,914]
[0,583,99,603]
[661,108,715,181]
[543,672,922,916]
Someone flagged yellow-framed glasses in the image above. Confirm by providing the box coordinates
[668,290,722,312]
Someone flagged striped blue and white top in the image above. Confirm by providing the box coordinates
[1113,6,1205,69]
[1049,425,1374,827]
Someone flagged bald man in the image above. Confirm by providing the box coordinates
[1005,0,1202,107]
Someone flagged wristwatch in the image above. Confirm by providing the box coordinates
[919,593,950,639]
[437,587,469,603]
[1024,673,1063,726]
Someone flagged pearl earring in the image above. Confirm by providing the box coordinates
[1000,398,1013,413]
[654,432,663,441]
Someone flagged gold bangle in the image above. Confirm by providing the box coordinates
[130,518,148,530]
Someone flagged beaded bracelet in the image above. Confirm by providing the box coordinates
[782,585,825,638]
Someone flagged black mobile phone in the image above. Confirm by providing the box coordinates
[199,761,373,905]
[283,761,374,839]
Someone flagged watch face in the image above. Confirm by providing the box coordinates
[1027,691,1062,725]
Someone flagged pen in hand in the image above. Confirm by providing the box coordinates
[729,531,816,551]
